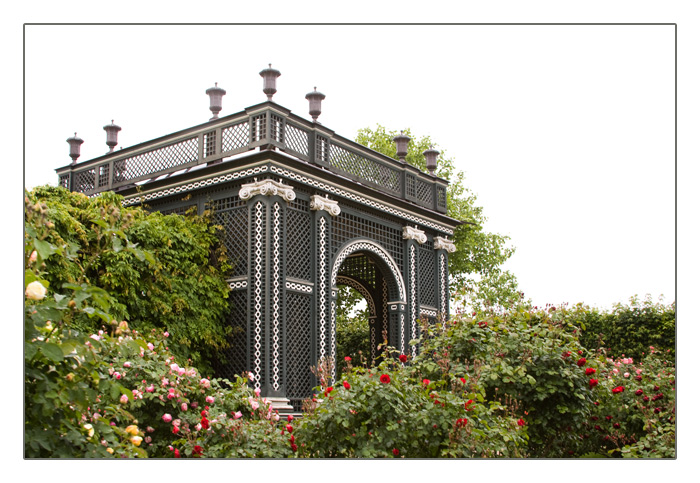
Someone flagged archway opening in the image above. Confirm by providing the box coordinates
[335,284,371,367]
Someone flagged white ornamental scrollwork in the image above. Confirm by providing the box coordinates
[402,225,427,244]
[239,178,296,202]
[310,194,341,216]
[434,236,457,253]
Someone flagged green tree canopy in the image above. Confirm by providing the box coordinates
[355,125,520,310]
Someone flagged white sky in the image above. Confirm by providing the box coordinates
[23,23,674,311]
[7,0,700,476]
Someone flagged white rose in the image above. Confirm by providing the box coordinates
[25,281,47,300]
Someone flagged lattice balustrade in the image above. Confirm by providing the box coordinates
[415,178,434,206]
[419,241,437,308]
[328,143,402,196]
[59,174,69,189]
[114,136,199,184]
[406,174,416,199]
[75,168,95,192]
[221,120,250,153]
[284,123,309,157]
[285,292,313,412]
[204,131,216,157]
[98,164,110,187]
[251,114,267,142]
[271,115,284,144]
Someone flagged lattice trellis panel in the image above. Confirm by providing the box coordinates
[331,209,404,276]
[285,292,313,412]
[221,121,250,152]
[75,168,95,192]
[419,241,437,308]
[212,199,249,278]
[285,123,309,157]
[59,174,70,189]
[271,115,284,143]
[252,114,267,142]
[286,198,311,280]
[214,290,248,381]
[204,131,216,157]
[338,256,377,290]
[328,144,402,195]
[115,136,198,183]
[159,204,197,216]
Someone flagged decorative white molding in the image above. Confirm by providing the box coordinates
[285,280,313,293]
[434,236,457,253]
[403,225,427,244]
[310,194,341,216]
[239,178,296,202]
[409,244,417,358]
[252,202,264,390]
[271,203,281,392]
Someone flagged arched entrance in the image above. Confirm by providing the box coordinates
[329,240,407,381]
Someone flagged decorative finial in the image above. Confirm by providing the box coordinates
[423,144,440,176]
[103,120,122,153]
[393,130,411,163]
[260,64,281,101]
[206,82,227,120]
[305,86,326,122]
[66,132,84,164]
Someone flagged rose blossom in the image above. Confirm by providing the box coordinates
[123,362,131,368]
[248,372,254,381]
[234,411,242,419]
[181,403,188,411]
[29,250,38,264]
[146,384,155,393]
[585,368,596,376]
[169,363,179,372]
[612,386,625,394]
[200,378,211,388]
[249,398,260,410]
[147,342,154,351]
[577,358,586,367]
[25,281,47,301]
[254,387,261,397]
[399,354,407,363]
[162,413,172,423]
[589,378,599,388]
[380,374,391,384]
[343,381,351,390]
[623,372,630,378]
[119,394,129,404]
[206,396,215,404]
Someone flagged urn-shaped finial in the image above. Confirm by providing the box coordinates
[305,86,326,122]
[205,82,227,120]
[259,64,281,100]
[66,132,84,164]
[103,120,122,153]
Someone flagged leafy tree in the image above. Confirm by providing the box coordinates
[355,126,520,310]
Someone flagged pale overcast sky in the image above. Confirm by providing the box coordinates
[23,23,675,311]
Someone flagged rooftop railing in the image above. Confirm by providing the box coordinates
[56,102,448,214]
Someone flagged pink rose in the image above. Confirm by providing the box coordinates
[123,362,131,368]
[162,413,172,423]
[254,387,261,397]
[200,378,211,389]
[248,372,254,381]
[169,363,179,372]
[249,398,259,410]
[206,396,215,404]
[146,384,154,393]
[233,411,242,419]
[181,403,188,411]
[119,394,128,404]
[147,342,154,351]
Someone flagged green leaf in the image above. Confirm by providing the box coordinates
[34,239,56,260]
[39,343,64,362]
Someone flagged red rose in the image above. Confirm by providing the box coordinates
[172,425,179,434]
[460,377,466,384]
[594,425,602,431]
[635,375,642,381]
[399,354,407,363]
[577,358,586,367]
[635,389,643,396]
[517,418,525,427]
[589,378,599,388]
[613,423,621,429]
[654,407,661,414]
[392,448,400,456]
[343,381,351,390]
[173,448,180,458]
[325,386,333,395]
[344,356,352,362]
[380,374,391,384]
[653,385,660,391]
[562,351,572,359]
[422,379,430,385]
[643,396,650,402]
[478,321,488,328]
[201,417,209,429]
[286,424,294,433]
[192,445,203,457]
[287,414,294,422]
[291,443,298,452]
[585,368,596,375]
[605,415,612,421]
[290,435,295,443]
[612,386,624,394]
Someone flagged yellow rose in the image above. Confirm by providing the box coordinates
[83,423,94,437]
[125,425,139,436]
[106,447,114,454]
[25,281,47,301]
[130,435,143,446]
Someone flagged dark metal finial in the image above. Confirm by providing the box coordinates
[305,86,326,122]
[66,132,84,164]
[206,82,227,120]
[393,130,411,163]
[259,64,281,101]
[103,120,122,153]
